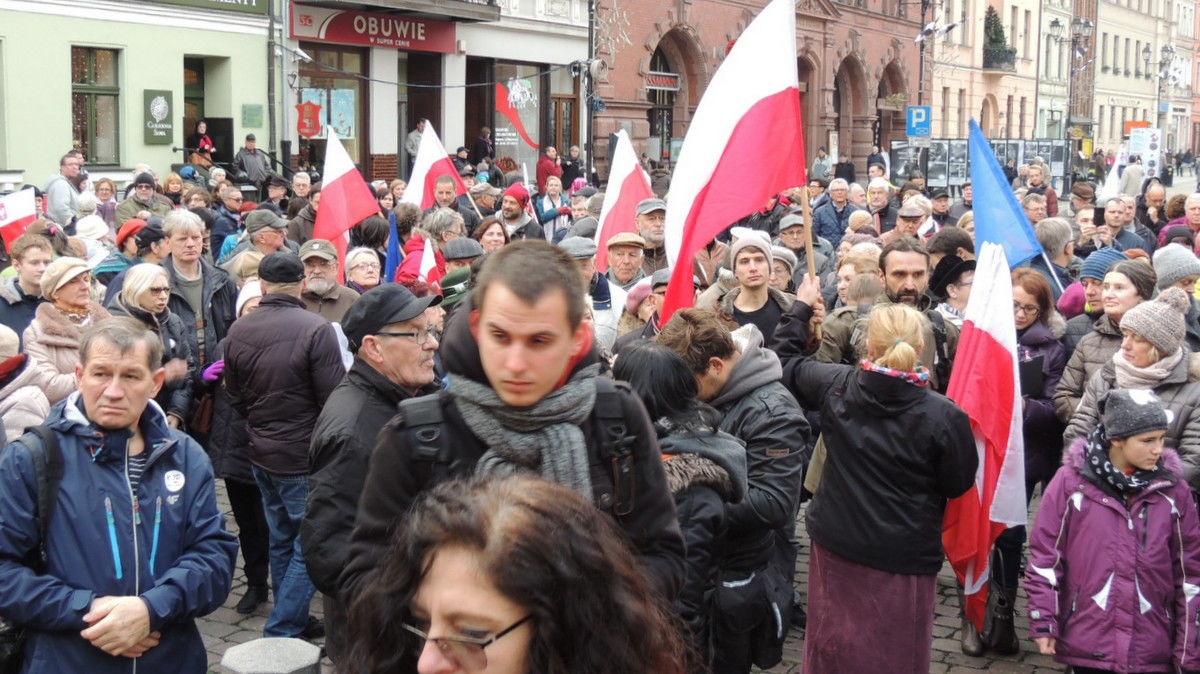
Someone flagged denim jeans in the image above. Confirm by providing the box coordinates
[252,466,316,638]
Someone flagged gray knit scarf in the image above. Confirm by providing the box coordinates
[451,363,600,500]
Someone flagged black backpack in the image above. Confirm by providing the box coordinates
[0,426,64,674]
[396,377,638,516]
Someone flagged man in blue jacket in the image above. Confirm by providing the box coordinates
[0,316,237,673]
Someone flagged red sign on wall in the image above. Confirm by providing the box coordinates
[290,3,455,53]
[297,101,323,139]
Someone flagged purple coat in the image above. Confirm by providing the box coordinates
[1018,321,1068,488]
[1026,440,1200,673]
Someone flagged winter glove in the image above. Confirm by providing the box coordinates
[557,206,572,216]
[202,360,225,383]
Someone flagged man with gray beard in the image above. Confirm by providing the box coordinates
[298,239,360,322]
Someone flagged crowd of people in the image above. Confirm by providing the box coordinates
[2,140,1200,674]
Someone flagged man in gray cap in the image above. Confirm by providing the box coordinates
[443,237,485,273]
[223,250,345,640]
[303,284,443,665]
[468,181,502,218]
[235,133,271,187]
[560,236,619,351]
[636,198,669,276]
[605,231,647,291]
[221,209,295,274]
[880,199,928,247]
[299,239,360,322]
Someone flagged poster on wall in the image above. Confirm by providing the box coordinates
[890,142,928,186]
[300,89,328,140]
[492,64,541,178]
[926,140,949,189]
[947,140,968,186]
[329,89,356,139]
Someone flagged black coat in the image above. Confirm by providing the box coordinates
[106,299,195,422]
[223,294,345,475]
[774,302,977,575]
[339,296,686,602]
[204,338,253,484]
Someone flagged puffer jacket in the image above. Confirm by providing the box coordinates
[1019,321,1069,488]
[0,354,50,441]
[773,301,977,575]
[0,394,238,674]
[339,295,685,603]
[106,299,195,423]
[1061,310,1101,353]
[223,294,344,476]
[707,325,809,572]
[1026,441,1200,673]
[1054,313,1123,423]
[23,301,112,404]
[1063,351,1200,490]
[812,200,861,250]
[657,420,748,654]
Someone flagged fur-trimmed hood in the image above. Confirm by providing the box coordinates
[658,426,747,503]
[717,285,794,320]
[1066,435,1185,486]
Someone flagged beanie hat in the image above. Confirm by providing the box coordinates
[772,246,798,275]
[236,280,263,317]
[1119,287,1190,356]
[1162,225,1196,248]
[1080,247,1126,281]
[730,232,773,270]
[1153,243,1200,290]
[1101,389,1172,440]
[40,256,91,300]
[625,277,654,315]
[504,182,530,207]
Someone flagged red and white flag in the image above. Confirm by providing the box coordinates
[593,129,654,273]
[658,0,806,325]
[417,236,439,284]
[313,129,380,282]
[0,189,38,248]
[402,122,468,210]
[942,241,1027,629]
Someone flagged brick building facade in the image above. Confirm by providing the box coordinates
[590,0,922,180]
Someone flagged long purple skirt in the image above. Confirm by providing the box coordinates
[803,542,937,674]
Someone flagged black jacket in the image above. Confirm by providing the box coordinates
[204,338,253,484]
[774,302,977,575]
[707,327,810,572]
[223,294,345,475]
[106,299,195,422]
[339,297,686,602]
[658,421,747,655]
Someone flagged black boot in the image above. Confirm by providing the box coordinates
[956,587,985,656]
[235,584,268,614]
[985,585,1020,655]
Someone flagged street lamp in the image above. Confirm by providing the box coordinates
[1050,17,1092,189]
[1144,43,1175,131]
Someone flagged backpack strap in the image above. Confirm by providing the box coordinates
[13,425,64,570]
[396,393,450,491]
[594,378,636,517]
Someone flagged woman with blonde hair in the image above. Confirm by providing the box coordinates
[773,276,978,673]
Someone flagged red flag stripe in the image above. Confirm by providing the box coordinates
[594,166,654,273]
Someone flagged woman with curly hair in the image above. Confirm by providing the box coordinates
[345,474,692,674]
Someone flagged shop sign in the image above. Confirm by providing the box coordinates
[143,90,174,145]
[151,0,267,14]
[297,100,324,139]
[291,4,455,53]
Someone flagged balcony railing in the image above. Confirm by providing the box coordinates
[982,46,1016,72]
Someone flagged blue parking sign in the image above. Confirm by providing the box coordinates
[906,106,932,137]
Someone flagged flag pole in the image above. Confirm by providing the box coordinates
[1038,251,1066,295]
[801,186,822,341]
[464,188,485,220]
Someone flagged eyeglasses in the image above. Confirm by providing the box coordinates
[135,184,154,190]
[375,324,439,347]
[351,262,381,271]
[1013,302,1041,317]
[401,615,532,670]
[147,286,171,295]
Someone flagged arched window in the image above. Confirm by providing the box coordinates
[647,47,676,164]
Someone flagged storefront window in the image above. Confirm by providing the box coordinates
[297,44,368,170]
[72,47,120,166]
[493,62,544,178]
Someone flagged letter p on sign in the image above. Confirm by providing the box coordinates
[906,106,932,137]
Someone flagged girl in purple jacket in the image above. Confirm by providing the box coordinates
[1027,389,1200,674]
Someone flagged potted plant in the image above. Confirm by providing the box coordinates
[982,6,1017,69]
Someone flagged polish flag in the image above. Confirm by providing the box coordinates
[0,189,38,248]
[593,129,654,273]
[417,236,439,284]
[659,0,806,325]
[402,122,468,210]
[942,120,1037,630]
[313,129,379,282]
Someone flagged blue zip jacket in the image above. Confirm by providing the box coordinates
[0,394,238,673]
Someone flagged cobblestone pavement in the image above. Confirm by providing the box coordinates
[196,172,1200,672]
